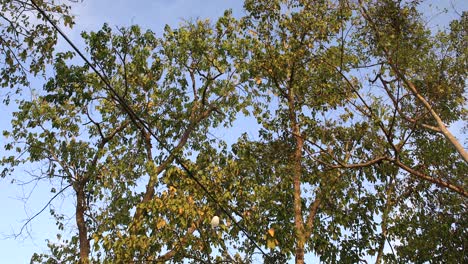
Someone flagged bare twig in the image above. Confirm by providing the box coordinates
[16,184,72,237]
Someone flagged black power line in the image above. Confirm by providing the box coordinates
[29,0,269,260]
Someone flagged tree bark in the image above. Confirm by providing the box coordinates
[293,135,306,264]
[287,83,306,264]
[76,184,90,263]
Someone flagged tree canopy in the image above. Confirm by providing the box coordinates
[0,0,73,99]
[1,1,466,263]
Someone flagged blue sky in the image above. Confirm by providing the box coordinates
[0,0,466,263]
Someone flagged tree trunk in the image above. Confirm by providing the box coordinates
[295,246,305,264]
[287,84,306,264]
[293,135,306,264]
[76,185,90,263]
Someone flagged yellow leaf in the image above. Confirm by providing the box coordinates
[268,228,275,237]
[169,186,177,193]
[255,77,262,85]
[156,219,166,229]
[267,238,276,249]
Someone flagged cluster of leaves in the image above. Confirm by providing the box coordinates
[0,0,74,101]
[1,0,466,263]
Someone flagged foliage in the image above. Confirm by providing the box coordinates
[1,1,466,263]
[0,0,74,102]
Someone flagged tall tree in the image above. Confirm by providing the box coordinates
[226,0,466,263]
[354,1,467,262]
[235,0,379,262]
[3,14,246,262]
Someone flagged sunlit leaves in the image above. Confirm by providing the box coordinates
[1,1,466,263]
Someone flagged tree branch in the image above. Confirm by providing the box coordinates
[392,159,467,197]
[357,0,468,163]
[16,184,72,238]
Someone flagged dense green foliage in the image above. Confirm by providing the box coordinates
[1,1,466,263]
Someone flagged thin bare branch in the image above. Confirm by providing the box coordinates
[16,184,72,237]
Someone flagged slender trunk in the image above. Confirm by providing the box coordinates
[287,86,306,264]
[293,136,305,264]
[76,185,90,263]
[375,177,394,264]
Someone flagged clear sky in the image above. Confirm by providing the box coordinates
[0,0,466,263]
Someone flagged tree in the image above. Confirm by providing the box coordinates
[228,0,466,263]
[234,1,360,262]
[354,1,467,262]
[1,0,466,263]
[3,14,246,263]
